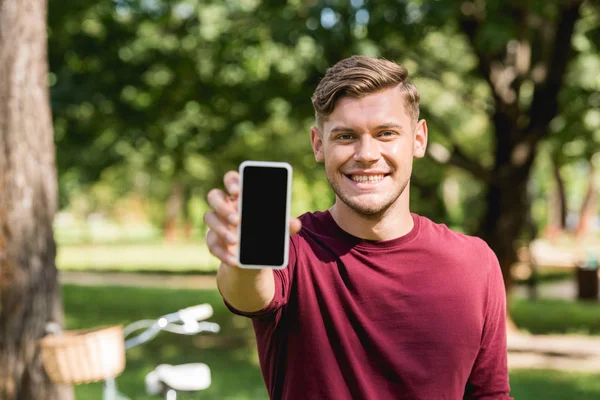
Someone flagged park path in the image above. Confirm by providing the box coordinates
[507,332,600,372]
[60,271,582,298]
[59,271,600,373]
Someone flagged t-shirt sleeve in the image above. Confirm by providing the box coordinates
[464,245,514,400]
[223,236,298,319]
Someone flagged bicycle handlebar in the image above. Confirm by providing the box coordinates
[178,304,213,323]
[123,303,218,350]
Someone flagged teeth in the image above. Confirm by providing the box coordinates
[351,175,384,183]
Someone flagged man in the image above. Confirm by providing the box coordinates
[204,55,512,399]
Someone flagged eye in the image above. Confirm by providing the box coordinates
[378,131,396,138]
[336,134,354,140]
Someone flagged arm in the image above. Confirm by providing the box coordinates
[464,247,513,399]
[216,263,275,312]
[204,170,301,313]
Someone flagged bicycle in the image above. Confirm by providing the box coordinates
[41,303,221,400]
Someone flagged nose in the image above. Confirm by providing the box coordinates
[354,135,380,164]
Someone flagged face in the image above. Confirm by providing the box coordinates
[311,86,427,218]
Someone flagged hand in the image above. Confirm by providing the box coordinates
[204,170,302,267]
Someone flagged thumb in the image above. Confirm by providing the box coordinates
[289,218,302,236]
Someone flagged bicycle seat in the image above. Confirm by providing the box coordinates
[145,363,211,395]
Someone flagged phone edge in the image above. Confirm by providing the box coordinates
[236,160,292,270]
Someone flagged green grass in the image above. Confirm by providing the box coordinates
[509,369,600,400]
[510,297,600,335]
[62,285,267,399]
[54,219,220,273]
[59,285,600,399]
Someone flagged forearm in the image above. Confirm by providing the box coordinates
[216,263,275,313]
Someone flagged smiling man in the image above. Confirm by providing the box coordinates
[204,55,512,400]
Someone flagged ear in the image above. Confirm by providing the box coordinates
[413,119,428,159]
[311,126,325,162]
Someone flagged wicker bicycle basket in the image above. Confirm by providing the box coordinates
[40,325,126,385]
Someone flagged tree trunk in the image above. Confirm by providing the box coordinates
[163,181,194,241]
[182,185,193,239]
[476,140,535,335]
[545,153,568,237]
[575,160,597,237]
[478,162,533,293]
[0,0,73,399]
[463,0,583,299]
[164,181,184,241]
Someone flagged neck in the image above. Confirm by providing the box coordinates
[329,190,414,241]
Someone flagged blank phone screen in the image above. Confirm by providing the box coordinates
[239,165,289,266]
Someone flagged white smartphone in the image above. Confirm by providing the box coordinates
[236,160,292,269]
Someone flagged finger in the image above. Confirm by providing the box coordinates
[224,171,240,198]
[204,211,237,245]
[206,189,238,223]
[290,218,302,236]
[206,230,238,266]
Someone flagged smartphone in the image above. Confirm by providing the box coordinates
[236,161,292,269]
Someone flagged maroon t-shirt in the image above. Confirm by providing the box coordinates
[225,212,512,399]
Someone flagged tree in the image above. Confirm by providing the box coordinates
[277,0,595,292]
[47,0,327,232]
[360,0,594,290]
[0,0,72,398]
[453,0,586,288]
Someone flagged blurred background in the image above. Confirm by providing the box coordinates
[3,0,600,398]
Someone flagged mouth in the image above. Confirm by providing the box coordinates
[344,173,391,184]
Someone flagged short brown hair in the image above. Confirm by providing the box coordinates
[311,55,420,128]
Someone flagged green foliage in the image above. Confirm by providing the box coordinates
[49,0,332,224]
[48,0,600,237]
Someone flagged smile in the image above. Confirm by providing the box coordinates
[349,174,385,183]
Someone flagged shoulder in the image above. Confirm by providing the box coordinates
[290,210,353,259]
[290,211,327,248]
[297,210,330,229]
[415,214,487,247]
[296,210,343,242]
[414,213,496,263]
